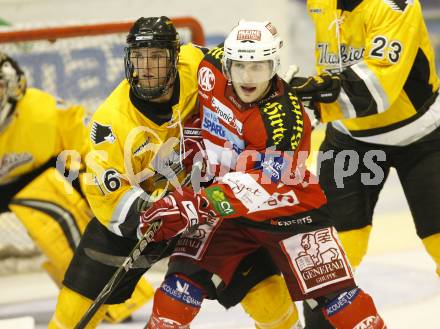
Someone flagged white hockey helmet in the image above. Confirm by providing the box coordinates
[222,20,283,83]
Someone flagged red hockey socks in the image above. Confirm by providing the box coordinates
[147,274,204,328]
[323,288,386,329]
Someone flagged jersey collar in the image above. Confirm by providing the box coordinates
[337,0,363,11]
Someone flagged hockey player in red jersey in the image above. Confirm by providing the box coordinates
[139,20,387,329]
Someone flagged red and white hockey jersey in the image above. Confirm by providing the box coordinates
[198,45,328,228]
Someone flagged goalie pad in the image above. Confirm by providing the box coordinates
[9,168,91,273]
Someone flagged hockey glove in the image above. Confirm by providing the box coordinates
[138,186,217,241]
[182,114,206,171]
[289,72,341,103]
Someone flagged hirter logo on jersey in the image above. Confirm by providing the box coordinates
[91,122,116,145]
[198,67,215,92]
[281,227,353,294]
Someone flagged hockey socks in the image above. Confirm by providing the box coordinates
[147,274,204,328]
[323,288,386,329]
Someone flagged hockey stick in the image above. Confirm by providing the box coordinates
[74,220,161,329]
[74,162,203,329]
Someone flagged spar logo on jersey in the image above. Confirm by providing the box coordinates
[198,66,215,92]
[203,108,245,153]
[203,110,226,138]
[90,122,116,145]
[281,227,353,294]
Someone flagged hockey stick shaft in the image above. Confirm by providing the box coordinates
[74,163,203,328]
[74,220,160,329]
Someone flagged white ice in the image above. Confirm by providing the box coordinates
[0,169,439,329]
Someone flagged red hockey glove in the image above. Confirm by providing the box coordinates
[182,114,206,170]
[289,72,341,103]
[138,187,217,241]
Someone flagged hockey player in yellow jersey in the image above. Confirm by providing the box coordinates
[0,52,154,323]
[289,0,440,327]
[49,16,301,329]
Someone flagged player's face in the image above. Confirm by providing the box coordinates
[129,47,172,91]
[230,60,272,103]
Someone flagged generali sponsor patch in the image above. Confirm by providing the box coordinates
[280,227,353,294]
[237,30,261,41]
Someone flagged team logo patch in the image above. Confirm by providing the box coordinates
[90,122,116,145]
[205,186,236,216]
[198,66,215,92]
[384,0,411,12]
[237,30,261,41]
[280,227,353,294]
[259,155,286,182]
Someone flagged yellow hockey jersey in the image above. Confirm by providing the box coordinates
[83,44,205,238]
[307,0,440,145]
[0,88,88,186]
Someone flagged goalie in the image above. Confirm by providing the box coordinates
[0,52,154,323]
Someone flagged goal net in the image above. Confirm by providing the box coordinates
[0,17,205,275]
